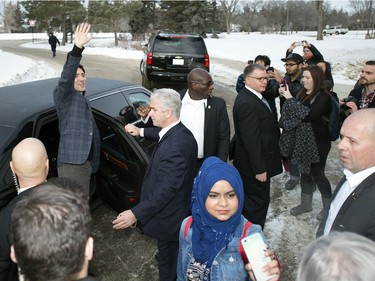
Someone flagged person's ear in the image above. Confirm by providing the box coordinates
[10,245,18,263]
[45,158,49,175]
[10,161,14,173]
[85,237,94,262]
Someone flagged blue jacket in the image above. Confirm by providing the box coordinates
[177,216,267,281]
[53,47,100,172]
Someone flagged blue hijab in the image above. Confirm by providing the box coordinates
[191,156,244,267]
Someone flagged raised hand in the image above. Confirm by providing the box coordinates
[74,23,92,49]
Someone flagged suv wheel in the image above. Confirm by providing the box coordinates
[142,73,152,89]
[140,60,152,89]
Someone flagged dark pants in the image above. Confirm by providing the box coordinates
[241,174,270,229]
[50,44,57,56]
[58,161,92,200]
[301,160,331,198]
[157,239,179,281]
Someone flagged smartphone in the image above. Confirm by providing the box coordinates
[248,60,254,65]
[241,233,276,281]
[294,41,304,46]
[280,79,287,87]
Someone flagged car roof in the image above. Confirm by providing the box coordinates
[0,77,138,128]
[156,32,202,38]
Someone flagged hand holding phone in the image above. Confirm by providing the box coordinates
[241,233,276,281]
[280,79,287,88]
[294,41,304,47]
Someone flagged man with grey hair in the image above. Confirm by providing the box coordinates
[113,88,197,281]
[297,231,375,281]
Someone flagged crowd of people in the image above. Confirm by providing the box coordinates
[0,22,374,281]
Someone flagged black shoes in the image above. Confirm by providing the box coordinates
[285,178,299,190]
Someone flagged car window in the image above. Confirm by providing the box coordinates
[100,123,125,155]
[90,92,130,122]
[153,37,205,54]
[128,92,150,109]
[96,118,143,163]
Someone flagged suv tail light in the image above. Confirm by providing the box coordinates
[204,54,209,69]
[146,52,153,65]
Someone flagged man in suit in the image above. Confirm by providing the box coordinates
[0,138,49,281]
[317,109,375,240]
[125,68,230,170]
[112,88,198,281]
[54,23,100,199]
[10,180,98,281]
[232,64,282,229]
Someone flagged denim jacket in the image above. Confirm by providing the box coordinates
[177,216,267,281]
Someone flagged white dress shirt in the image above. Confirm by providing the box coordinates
[324,166,375,235]
[180,91,206,159]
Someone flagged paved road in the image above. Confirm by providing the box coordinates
[0,40,352,281]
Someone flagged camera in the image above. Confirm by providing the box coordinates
[247,60,254,65]
[341,96,359,110]
[267,67,274,72]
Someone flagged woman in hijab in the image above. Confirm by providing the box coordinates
[177,156,280,281]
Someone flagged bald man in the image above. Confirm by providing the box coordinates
[0,138,49,281]
[317,109,375,240]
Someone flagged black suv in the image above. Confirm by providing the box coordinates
[140,32,209,89]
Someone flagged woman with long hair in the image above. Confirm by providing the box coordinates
[279,65,332,220]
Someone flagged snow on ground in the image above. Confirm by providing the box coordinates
[0,30,373,88]
[0,30,373,279]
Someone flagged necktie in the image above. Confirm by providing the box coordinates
[261,97,272,112]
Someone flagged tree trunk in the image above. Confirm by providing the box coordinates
[316,0,324,40]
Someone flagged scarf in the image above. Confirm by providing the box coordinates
[191,156,244,268]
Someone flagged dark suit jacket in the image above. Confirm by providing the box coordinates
[144,91,230,161]
[232,87,282,178]
[53,47,100,172]
[0,189,34,281]
[180,90,230,161]
[132,122,197,241]
[317,172,375,241]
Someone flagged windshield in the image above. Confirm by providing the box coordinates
[154,36,205,54]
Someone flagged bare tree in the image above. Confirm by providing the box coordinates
[3,2,16,32]
[316,0,324,40]
[221,0,239,33]
[239,0,262,33]
[350,0,370,28]
[365,0,373,39]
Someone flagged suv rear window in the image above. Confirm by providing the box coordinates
[153,36,205,54]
